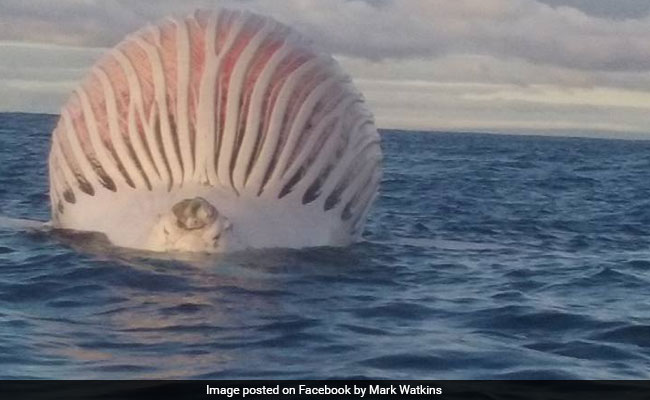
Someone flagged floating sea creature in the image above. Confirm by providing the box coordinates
[48,9,382,253]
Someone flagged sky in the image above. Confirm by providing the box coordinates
[1,0,650,138]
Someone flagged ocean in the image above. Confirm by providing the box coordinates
[0,112,649,379]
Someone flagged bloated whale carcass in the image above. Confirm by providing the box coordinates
[48,9,382,253]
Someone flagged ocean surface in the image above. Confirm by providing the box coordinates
[0,112,649,379]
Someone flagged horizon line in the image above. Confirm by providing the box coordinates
[1,110,649,142]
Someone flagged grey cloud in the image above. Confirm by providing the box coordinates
[0,0,649,73]
[366,83,650,137]
[2,0,650,136]
[339,54,650,93]
[536,0,650,20]
[0,42,103,70]
[0,0,137,46]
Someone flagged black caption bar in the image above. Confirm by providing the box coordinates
[1,380,649,400]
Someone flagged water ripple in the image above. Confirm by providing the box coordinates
[1,115,650,378]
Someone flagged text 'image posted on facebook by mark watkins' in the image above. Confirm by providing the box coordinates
[206,383,443,397]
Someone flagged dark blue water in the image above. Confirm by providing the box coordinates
[1,112,649,379]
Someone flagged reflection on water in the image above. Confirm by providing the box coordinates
[17,230,389,378]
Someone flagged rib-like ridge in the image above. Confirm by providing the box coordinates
[48,8,382,251]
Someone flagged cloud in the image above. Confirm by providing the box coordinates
[1,0,650,71]
[0,42,96,113]
[1,0,650,137]
[338,54,650,91]
[537,0,650,20]
[354,77,650,135]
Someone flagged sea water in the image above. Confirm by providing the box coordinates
[0,112,649,379]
